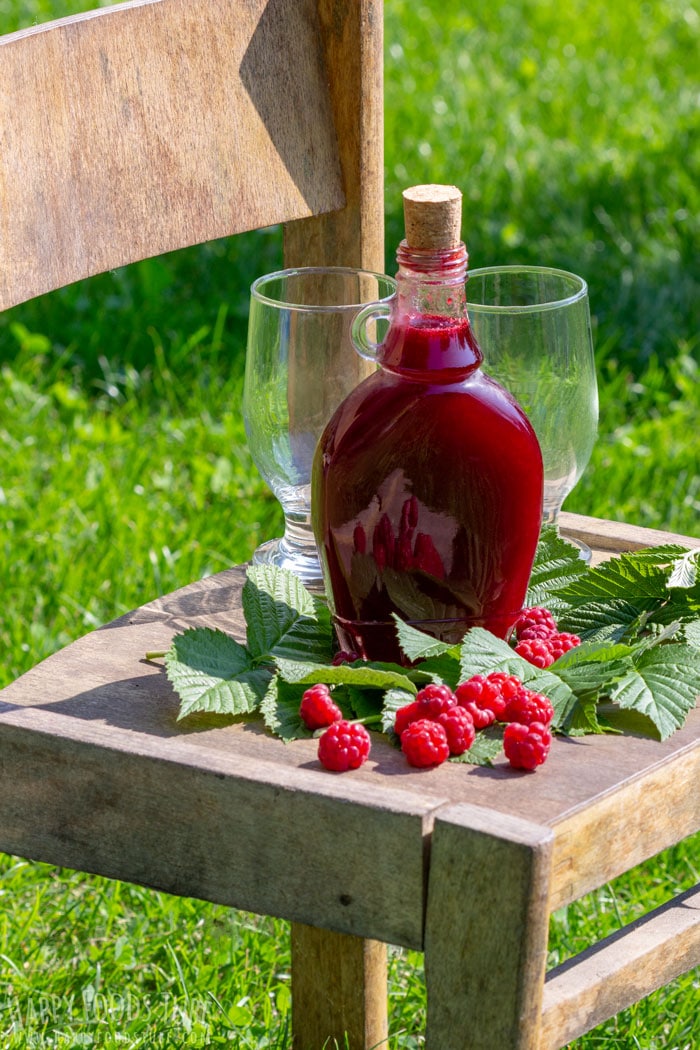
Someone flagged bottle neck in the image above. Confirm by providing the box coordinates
[395,240,469,319]
[377,240,482,379]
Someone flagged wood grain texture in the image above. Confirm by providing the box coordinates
[541,883,700,1048]
[549,742,700,910]
[283,0,384,272]
[0,701,433,948]
[424,804,553,1050]
[559,511,699,553]
[291,924,388,1050]
[0,533,696,916]
[0,0,345,308]
[0,516,697,1047]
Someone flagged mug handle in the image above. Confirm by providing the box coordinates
[351,302,392,362]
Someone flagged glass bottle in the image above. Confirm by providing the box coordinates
[311,185,544,662]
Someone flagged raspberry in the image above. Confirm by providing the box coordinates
[454,672,522,720]
[458,699,496,729]
[503,721,552,770]
[457,700,495,729]
[513,606,558,639]
[393,699,422,737]
[332,649,360,666]
[437,706,476,755]
[299,683,342,731]
[481,672,523,716]
[504,689,555,727]
[401,719,450,768]
[515,631,581,668]
[547,632,581,660]
[414,683,457,719]
[514,638,556,668]
[318,721,371,771]
[518,623,556,641]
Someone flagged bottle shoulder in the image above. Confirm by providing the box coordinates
[319,364,538,455]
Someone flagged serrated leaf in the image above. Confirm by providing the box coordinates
[458,627,577,725]
[526,526,588,609]
[381,688,417,734]
[666,548,700,589]
[275,657,418,694]
[393,615,456,661]
[557,554,670,607]
[682,619,700,648]
[557,599,649,643]
[650,590,700,628]
[411,652,462,688]
[596,704,659,738]
[451,727,504,766]
[165,628,271,719]
[242,565,332,662]
[552,641,637,693]
[343,685,384,723]
[259,676,310,741]
[607,643,700,739]
[624,544,694,565]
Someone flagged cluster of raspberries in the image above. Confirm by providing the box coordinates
[300,607,572,774]
[512,606,581,667]
[393,678,553,771]
[300,676,553,774]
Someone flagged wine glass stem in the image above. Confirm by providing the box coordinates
[279,512,318,560]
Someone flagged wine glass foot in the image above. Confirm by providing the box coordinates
[251,537,325,592]
[545,505,593,565]
[565,535,592,564]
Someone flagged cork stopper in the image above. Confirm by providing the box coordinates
[402,184,462,249]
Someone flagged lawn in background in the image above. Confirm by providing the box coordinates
[0,0,698,1045]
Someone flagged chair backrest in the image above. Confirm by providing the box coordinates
[0,0,384,311]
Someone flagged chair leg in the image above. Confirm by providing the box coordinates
[291,922,388,1049]
[424,804,553,1050]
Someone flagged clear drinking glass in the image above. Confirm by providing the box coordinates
[243,266,396,589]
[467,265,598,551]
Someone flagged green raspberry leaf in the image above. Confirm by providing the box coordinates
[343,685,384,723]
[682,619,700,649]
[393,615,457,662]
[666,548,700,589]
[558,553,672,608]
[242,565,333,663]
[526,525,588,611]
[552,641,637,693]
[381,687,417,734]
[411,652,462,688]
[451,726,504,766]
[165,627,270,719]
[596,704,660,738]
[458,627,577,723]
[275,657,418,694]
[259,676,310,741]
[557,599,649,644]
[607,643,700,739]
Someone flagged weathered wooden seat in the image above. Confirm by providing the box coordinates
[1,3,698,1046]
[0,510,698,1047]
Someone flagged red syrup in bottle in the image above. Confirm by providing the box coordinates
[311,185,544,663]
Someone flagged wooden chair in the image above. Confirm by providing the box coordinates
[1,4,699,1049]
[0,0,384,308]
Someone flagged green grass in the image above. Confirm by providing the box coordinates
[1,0,699,1045]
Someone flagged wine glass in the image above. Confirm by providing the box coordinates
[243,266,396,589]
[466,265,598,556]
